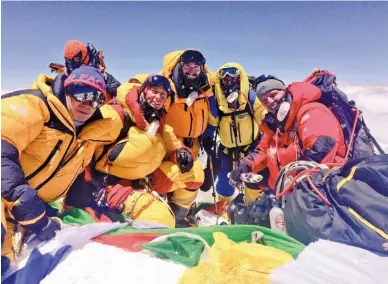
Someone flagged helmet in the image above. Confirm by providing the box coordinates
[139,75,173,122]
[140,75,174,97]
[180,50,206,66]
[64,40,90,74]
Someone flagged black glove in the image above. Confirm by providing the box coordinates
[176,148,194,173]
[228,162,251,187]
[27,216,63,242]
[201,136,216,155]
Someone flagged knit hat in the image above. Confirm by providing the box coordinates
[64,66,106,95]
[255,79,286,99]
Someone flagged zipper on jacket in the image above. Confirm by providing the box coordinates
[188,112,193,137]
[230,124,234,144]
[26,140,63,181]
[237,123,242,144]
[36,135,75,191]
[201,109,205,133]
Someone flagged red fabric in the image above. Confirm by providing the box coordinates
[124,86,166,135]
[84,207,114,223]
[124,87,147,131]
[106,180,134,208]
[150,168,174,194]
[203,201,228,215]
[249,82,346,189]
[277,142,300,166]
[93,232,164,252]
[296,102,346,162]
[283,82,321,131]
[303,70,335,84]
[185,181,203,190]
[84,166,93,183]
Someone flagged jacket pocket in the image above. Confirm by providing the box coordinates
[26,140,63,181]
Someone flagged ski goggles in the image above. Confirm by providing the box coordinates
[66,87,105,108]
[143,75,173,97]
[180,50,206,66]
[218,67,240,79]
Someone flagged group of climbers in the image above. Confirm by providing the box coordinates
[2,39,384,266]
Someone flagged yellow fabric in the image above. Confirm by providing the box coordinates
[122,191,175,228]
[2,220,16,261]
[116,82,141,110]
[217,194,235,203]
[214,62,250,115]
[165,99,210,138]
[244,186,264,203]
[160,50,213,138]
[95,126,167,180]
[253,97,268,126]
[128,73,149,84]
[207,72,217,87]
[210,63,261,148]
[159,160,204,194]
[1,202,6,233]
[219,111,259,148]
[1,74,122,205]
[179,232,292,284]
[337,166,358,191]
[157,160,204,209]
[1,205,25,261]
[348,207,388,239]
[171,188,199,210]
[95,83,183,180]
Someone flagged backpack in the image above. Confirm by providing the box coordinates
[86,43,106,73]
[283,154,388,255]
[303,69,384,159]
[48,43,106,75]
[248,75,257,88]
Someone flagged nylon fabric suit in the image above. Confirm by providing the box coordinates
[241,82,347,189]
[203,63,265,200]
[1,74,123,261]
[94,83,204,223]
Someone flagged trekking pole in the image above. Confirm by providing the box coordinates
[208,155,219,221]
[361,117,385,154]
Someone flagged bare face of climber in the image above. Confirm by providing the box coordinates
[145,85,168,110]
[182,62,201,79]
[259,89,286,114]
[66,95,97,121]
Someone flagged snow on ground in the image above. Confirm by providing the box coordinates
[41,242,187,284]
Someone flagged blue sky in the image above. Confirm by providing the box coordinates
[2,1,388,91]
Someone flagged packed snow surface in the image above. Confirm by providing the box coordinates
[41,242,187,284]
